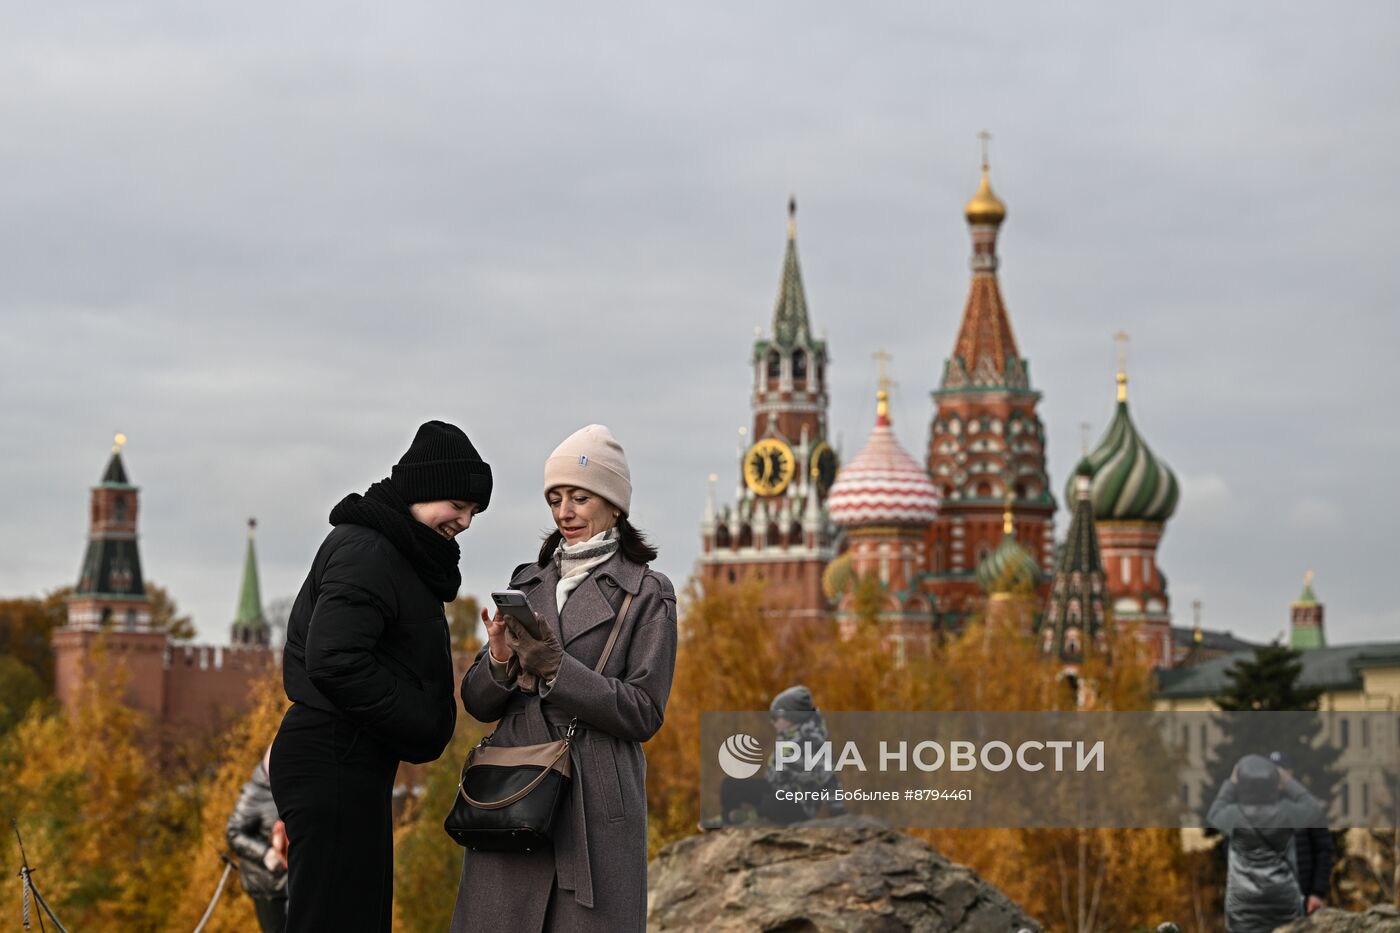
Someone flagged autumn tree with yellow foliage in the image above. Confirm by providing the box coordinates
[0,641,204,929]
[158,669,290,932]
[645,575,1202,930]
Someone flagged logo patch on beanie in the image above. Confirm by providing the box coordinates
[578,455,589,466]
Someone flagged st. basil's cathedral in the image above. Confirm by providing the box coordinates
[698,148,1186,672]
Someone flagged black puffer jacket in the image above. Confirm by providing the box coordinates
[282,524,456,764]
[225,762,286,898]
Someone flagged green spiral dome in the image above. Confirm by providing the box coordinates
[1075,399,1179,523]
[975,530,1041,596]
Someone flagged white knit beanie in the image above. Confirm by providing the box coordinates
[543,424,632,516]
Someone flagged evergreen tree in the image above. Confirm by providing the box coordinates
[1206,643,1339,803]
[1216,642,1322,712]
[1201,642,1344,914]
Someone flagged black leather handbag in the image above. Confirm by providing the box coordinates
[444,592,633,852]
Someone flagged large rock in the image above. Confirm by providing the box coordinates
[1276,905,1400,932]
[647,816,1041,932]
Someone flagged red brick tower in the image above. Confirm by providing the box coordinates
[925,145,1055,631]
[699,198,840,621]
[53,435,169,717]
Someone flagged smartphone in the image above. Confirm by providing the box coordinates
[491,590,543,639]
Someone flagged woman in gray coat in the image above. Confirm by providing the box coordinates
[1207,754,1325,933]
[451,425,677,933]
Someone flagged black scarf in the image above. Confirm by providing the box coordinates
[328,479,462,602]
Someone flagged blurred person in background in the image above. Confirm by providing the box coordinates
[1208,753,1325,932]
[226,746,287,932]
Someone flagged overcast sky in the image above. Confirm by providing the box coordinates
[3,3,1397,648]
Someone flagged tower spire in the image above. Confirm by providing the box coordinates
[231,517,269,646]
[770,195,811,347]
[941,136,1024,392]
[102,433,132,485]
[1041,456,1107,665]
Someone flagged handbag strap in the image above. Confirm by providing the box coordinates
[592,590,634,674]
[460,740,572,810]
[559,589,634,733]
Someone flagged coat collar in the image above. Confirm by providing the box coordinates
[509,551,645,647]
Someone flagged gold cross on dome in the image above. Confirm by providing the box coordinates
[873,349,893,394]
[1113,331,1130,374]
[978,130,992,169]
[1113,331,1130,402]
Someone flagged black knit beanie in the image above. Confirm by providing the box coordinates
[391,420,493,511]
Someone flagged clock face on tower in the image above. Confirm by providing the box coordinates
[744,438,796,496]
[809,441,838,497]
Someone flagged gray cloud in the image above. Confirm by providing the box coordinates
[2,2,1397,646]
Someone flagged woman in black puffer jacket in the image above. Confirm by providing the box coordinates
[270,421,491,933]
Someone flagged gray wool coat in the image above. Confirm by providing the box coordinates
[450,552,677,933]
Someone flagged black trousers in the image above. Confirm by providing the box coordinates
[270,703,399,932]
[252,896,287,933]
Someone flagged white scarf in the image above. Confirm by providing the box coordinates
[554,528,620,611]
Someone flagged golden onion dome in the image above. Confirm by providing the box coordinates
[964,166,1007,226]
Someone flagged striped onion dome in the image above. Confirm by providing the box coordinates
[827,391,940,528]
[976,506,1041,595]
[1075,375,1179,523]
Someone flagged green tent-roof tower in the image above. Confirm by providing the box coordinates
[231,518,269,646]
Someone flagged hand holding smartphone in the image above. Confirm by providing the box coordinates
[491,590,543,640]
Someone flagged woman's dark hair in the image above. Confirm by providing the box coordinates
[537,516,658,566]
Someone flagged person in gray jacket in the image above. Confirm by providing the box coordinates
[450,425,677,933]
[1207,753,1326,933]
[225,749,287,933]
